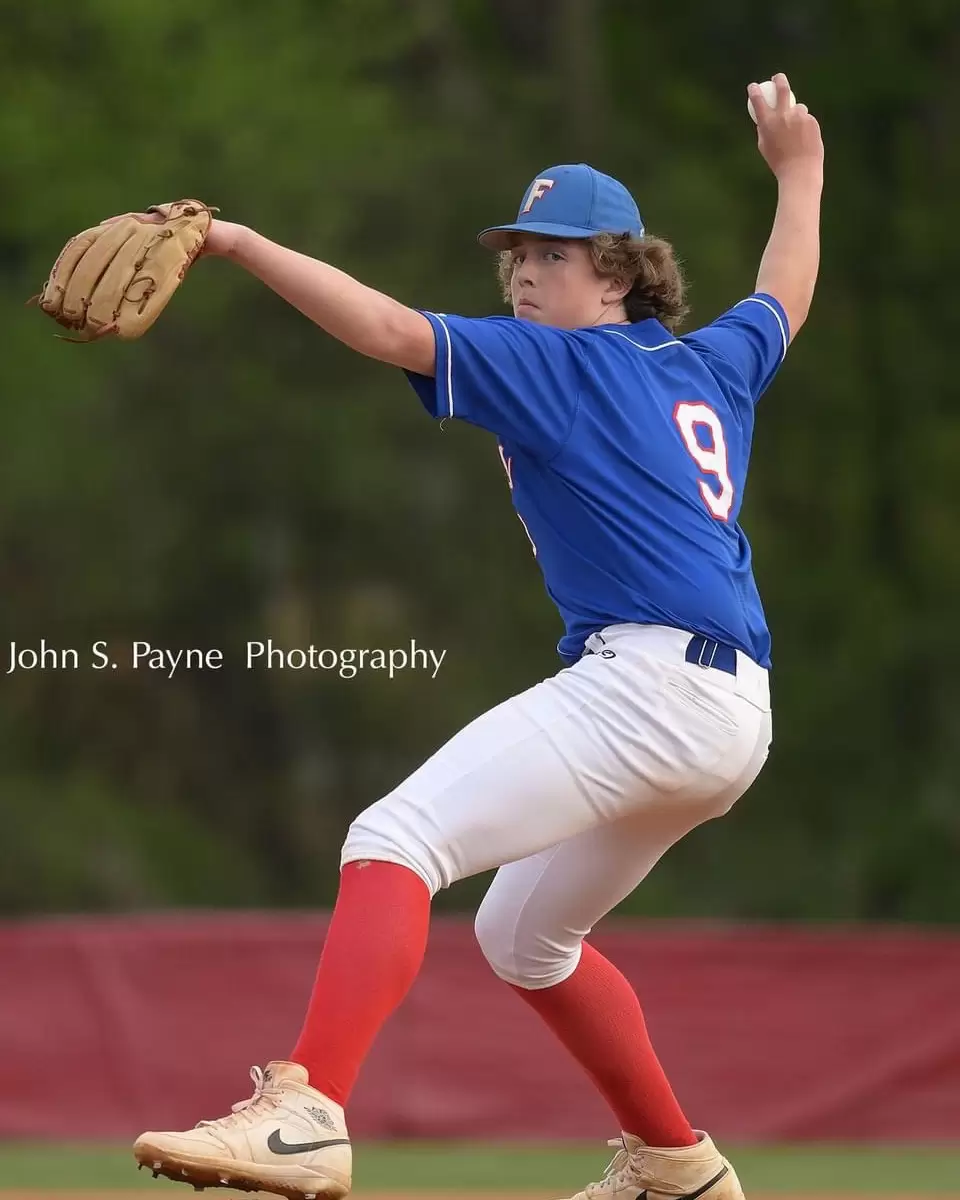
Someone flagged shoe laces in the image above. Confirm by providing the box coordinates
[196,1066,282,1132]
[584,1138,641,1197]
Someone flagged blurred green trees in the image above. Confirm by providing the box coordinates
[1,0,958,919]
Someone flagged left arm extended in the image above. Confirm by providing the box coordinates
[210,222,436,375]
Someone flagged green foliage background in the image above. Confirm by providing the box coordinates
[1,0,958,919]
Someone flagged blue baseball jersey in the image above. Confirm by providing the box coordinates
[405,294,789,668]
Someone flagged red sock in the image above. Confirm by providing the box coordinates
[511,941,697,1147]
[291,861,430,1105]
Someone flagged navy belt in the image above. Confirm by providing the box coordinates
[685,634,737,676]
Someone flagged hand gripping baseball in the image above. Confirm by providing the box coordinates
[31,199,218,341]
[747,73,823,179]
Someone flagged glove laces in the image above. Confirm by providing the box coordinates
[196,1066,282,1131]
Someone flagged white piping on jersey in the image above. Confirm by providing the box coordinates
[431,313,455,417]
[602,329,682,352]
[736,296,788,363]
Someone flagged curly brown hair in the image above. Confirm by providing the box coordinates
[496,233,688,330]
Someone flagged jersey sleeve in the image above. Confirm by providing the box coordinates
[680,292,790,403]
[405,312,583,458]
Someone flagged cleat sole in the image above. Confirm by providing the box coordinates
[132,1142,348,1200]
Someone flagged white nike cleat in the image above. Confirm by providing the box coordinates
[563,1132,744,1200]
[133,1061,351,1200]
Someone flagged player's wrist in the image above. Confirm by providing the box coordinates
[774,159,824,190]
[205,219,250,260]
[229,223,256,262]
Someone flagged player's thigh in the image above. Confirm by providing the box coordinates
[343,652,769,895]
[474,710,772,987]
[341,674,611,894]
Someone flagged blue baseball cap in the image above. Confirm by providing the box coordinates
[477,163,644,250]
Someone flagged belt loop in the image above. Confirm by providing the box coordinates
[583,631,606,656]
[686,633,737,677]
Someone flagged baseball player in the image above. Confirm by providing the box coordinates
[133,74,823,1200]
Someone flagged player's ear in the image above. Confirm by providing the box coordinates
[601,273,631,304]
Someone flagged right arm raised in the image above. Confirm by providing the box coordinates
[750,73,824,341]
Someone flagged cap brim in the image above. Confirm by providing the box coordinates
[477,221,599,250]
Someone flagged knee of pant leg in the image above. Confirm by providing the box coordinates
[474,894,582,989]
[340,792,447,896]
[474,898,513,978]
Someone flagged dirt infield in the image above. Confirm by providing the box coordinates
[3,1192,958,1200]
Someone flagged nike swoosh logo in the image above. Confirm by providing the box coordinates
[267,1130,351,1156]
[637,1163,730,1200]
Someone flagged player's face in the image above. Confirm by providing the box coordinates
[507,236,629,328]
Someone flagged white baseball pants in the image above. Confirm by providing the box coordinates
[341,623,772,989]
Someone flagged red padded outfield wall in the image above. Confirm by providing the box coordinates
[1,914,958,1141]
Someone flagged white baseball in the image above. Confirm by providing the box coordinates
[747,79,797,123]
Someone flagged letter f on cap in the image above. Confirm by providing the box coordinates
[521,178,555,213]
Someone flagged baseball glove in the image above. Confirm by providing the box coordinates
[32,199,218,341]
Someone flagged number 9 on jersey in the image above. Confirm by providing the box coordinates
[673,402,735,522]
